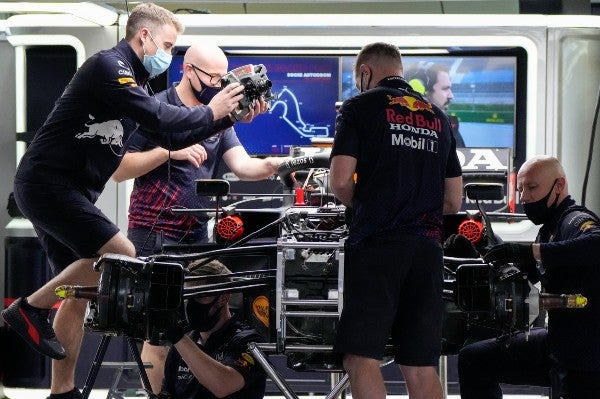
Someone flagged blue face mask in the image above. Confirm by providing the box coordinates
[142,32,172,78]
[190,68,222,104]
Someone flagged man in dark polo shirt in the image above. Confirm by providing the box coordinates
[160,259,266,399]
[330,42,463,399]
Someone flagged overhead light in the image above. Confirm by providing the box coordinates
[6,13,100,27]
[173,34,500,50]
[159,13,575,30]
[0,2,119,26]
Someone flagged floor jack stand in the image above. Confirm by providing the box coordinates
[249,343,451,399]
[248,343,350,399]
[82,335,156,399]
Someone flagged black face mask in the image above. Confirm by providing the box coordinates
[190,69,222,104]
[523,179,559,225]
[185,296,222,332]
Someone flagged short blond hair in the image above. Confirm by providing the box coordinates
[125,2,184,40]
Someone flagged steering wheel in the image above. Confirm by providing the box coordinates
[276,154,331,189]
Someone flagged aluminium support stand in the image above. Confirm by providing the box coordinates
[81,335,156,399]
[249,343,451,399]
[440,355,448,399]
[249,343,351,399]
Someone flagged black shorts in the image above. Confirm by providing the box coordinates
[333,232,443,366]
[13,180,119,275]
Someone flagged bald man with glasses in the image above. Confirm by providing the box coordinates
[112,42,283,394]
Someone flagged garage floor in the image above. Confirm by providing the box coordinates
[1,389,548,399]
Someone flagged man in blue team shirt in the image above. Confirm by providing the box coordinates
[1,3,264,398]
[112,42,282,393]
[329,42,463,399]
[459,155,600,398]
[159,259,267,399]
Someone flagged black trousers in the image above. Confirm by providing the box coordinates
[457,328,600,399]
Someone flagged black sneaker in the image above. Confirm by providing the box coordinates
[1,297,66,360]
[46,387,82,399]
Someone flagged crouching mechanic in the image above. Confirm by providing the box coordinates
[158,259,266,399]
[458,155,600,398]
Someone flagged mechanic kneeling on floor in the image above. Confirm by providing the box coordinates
[458,155,600,399]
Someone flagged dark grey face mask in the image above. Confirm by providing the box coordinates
[523,179,558,225]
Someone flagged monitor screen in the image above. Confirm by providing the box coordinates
[343,48,527,213]
[168,55,340,156]
[342,52,521,150]
[167,47,526,169]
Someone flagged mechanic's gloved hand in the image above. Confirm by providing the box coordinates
[164,303,189,345]
[164,317,189,345]
[483,243,534,266]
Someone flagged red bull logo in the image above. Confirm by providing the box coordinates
[387,95,434,113]
[387,95,410,107]
[75,116,124,147]
[386,109,442,133]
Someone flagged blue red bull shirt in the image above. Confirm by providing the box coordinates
[331,76,462,245]
[161,318,266,399]
[15,39,233,203]
[126,84,242,240]
[525,197,600,371]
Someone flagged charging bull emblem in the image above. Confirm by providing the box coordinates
[387,95,434,113]
[75,115,124,147]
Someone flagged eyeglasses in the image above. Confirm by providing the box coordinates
[191,64,223,86]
